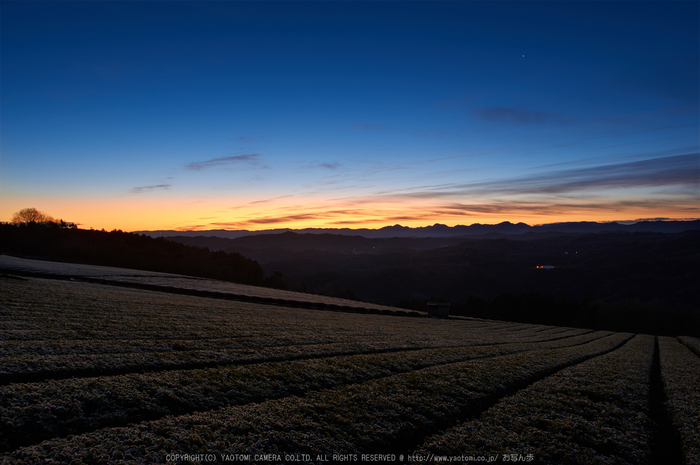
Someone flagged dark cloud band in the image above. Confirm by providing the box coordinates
[131,184,171,194]
[186,154,263,171]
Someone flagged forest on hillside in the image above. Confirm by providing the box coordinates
[0,222,284,288]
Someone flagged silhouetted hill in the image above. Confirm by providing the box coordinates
[169,232,468,259]
[220,232,700,304]
[155,227,700,335]
[0,222,278,287]
[161,228,700,310]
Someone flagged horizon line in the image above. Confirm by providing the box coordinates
[129,217,700,233]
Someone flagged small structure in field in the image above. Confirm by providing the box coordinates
[427,302,450,319]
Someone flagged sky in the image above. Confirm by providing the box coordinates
[1,1,698,232]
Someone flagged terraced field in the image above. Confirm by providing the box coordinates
[1,262,698,464]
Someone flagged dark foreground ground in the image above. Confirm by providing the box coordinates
[1,262,698,464]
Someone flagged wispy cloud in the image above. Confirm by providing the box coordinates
[211,213,330,227]
[401,154,699,199]
[174,224,209,231]
[495,153,698,195]
[303,161,342,170]
[318,162,342,170]
[433,199,698,219]
[174,193,698,232]
[475,107,571,125]
[247,195,294,205]
[131,184,171,194]
[185,154,264,171]
[171,154,698,231]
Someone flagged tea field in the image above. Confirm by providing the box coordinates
[0,260,698,464]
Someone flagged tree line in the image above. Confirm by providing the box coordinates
[1,211,285,289]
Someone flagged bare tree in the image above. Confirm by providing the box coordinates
[11,208,55,224]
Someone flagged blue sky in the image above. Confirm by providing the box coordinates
[1,1,698,231]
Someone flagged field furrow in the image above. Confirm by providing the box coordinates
[677,335,700,358]
[4,333,631,463]
[0,331,611,451]
[416,334,655,464]
[0,317,573,344]
[0,279,577,340]
[0,342,439,385]
[3,273,691,464]
[658,337,700,464]
[0,326,593,358]
[0,329,598,385]
[1,279,596,386]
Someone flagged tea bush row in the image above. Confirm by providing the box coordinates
[658,337,700,464]
[6,333,631,464]
[417,334,655,464]
[0,331,610,451]
[0,279,582,347]
[677,335,700,358]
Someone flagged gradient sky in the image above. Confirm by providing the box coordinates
[1,1,698,231]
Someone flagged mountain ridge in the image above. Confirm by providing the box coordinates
[135,219,700,239]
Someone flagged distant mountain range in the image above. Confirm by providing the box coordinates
[136,219,700,239]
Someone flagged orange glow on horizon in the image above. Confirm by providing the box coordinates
[1,193,697,232]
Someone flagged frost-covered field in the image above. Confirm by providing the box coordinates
[1,273,698,464]
[0,255,401,313]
